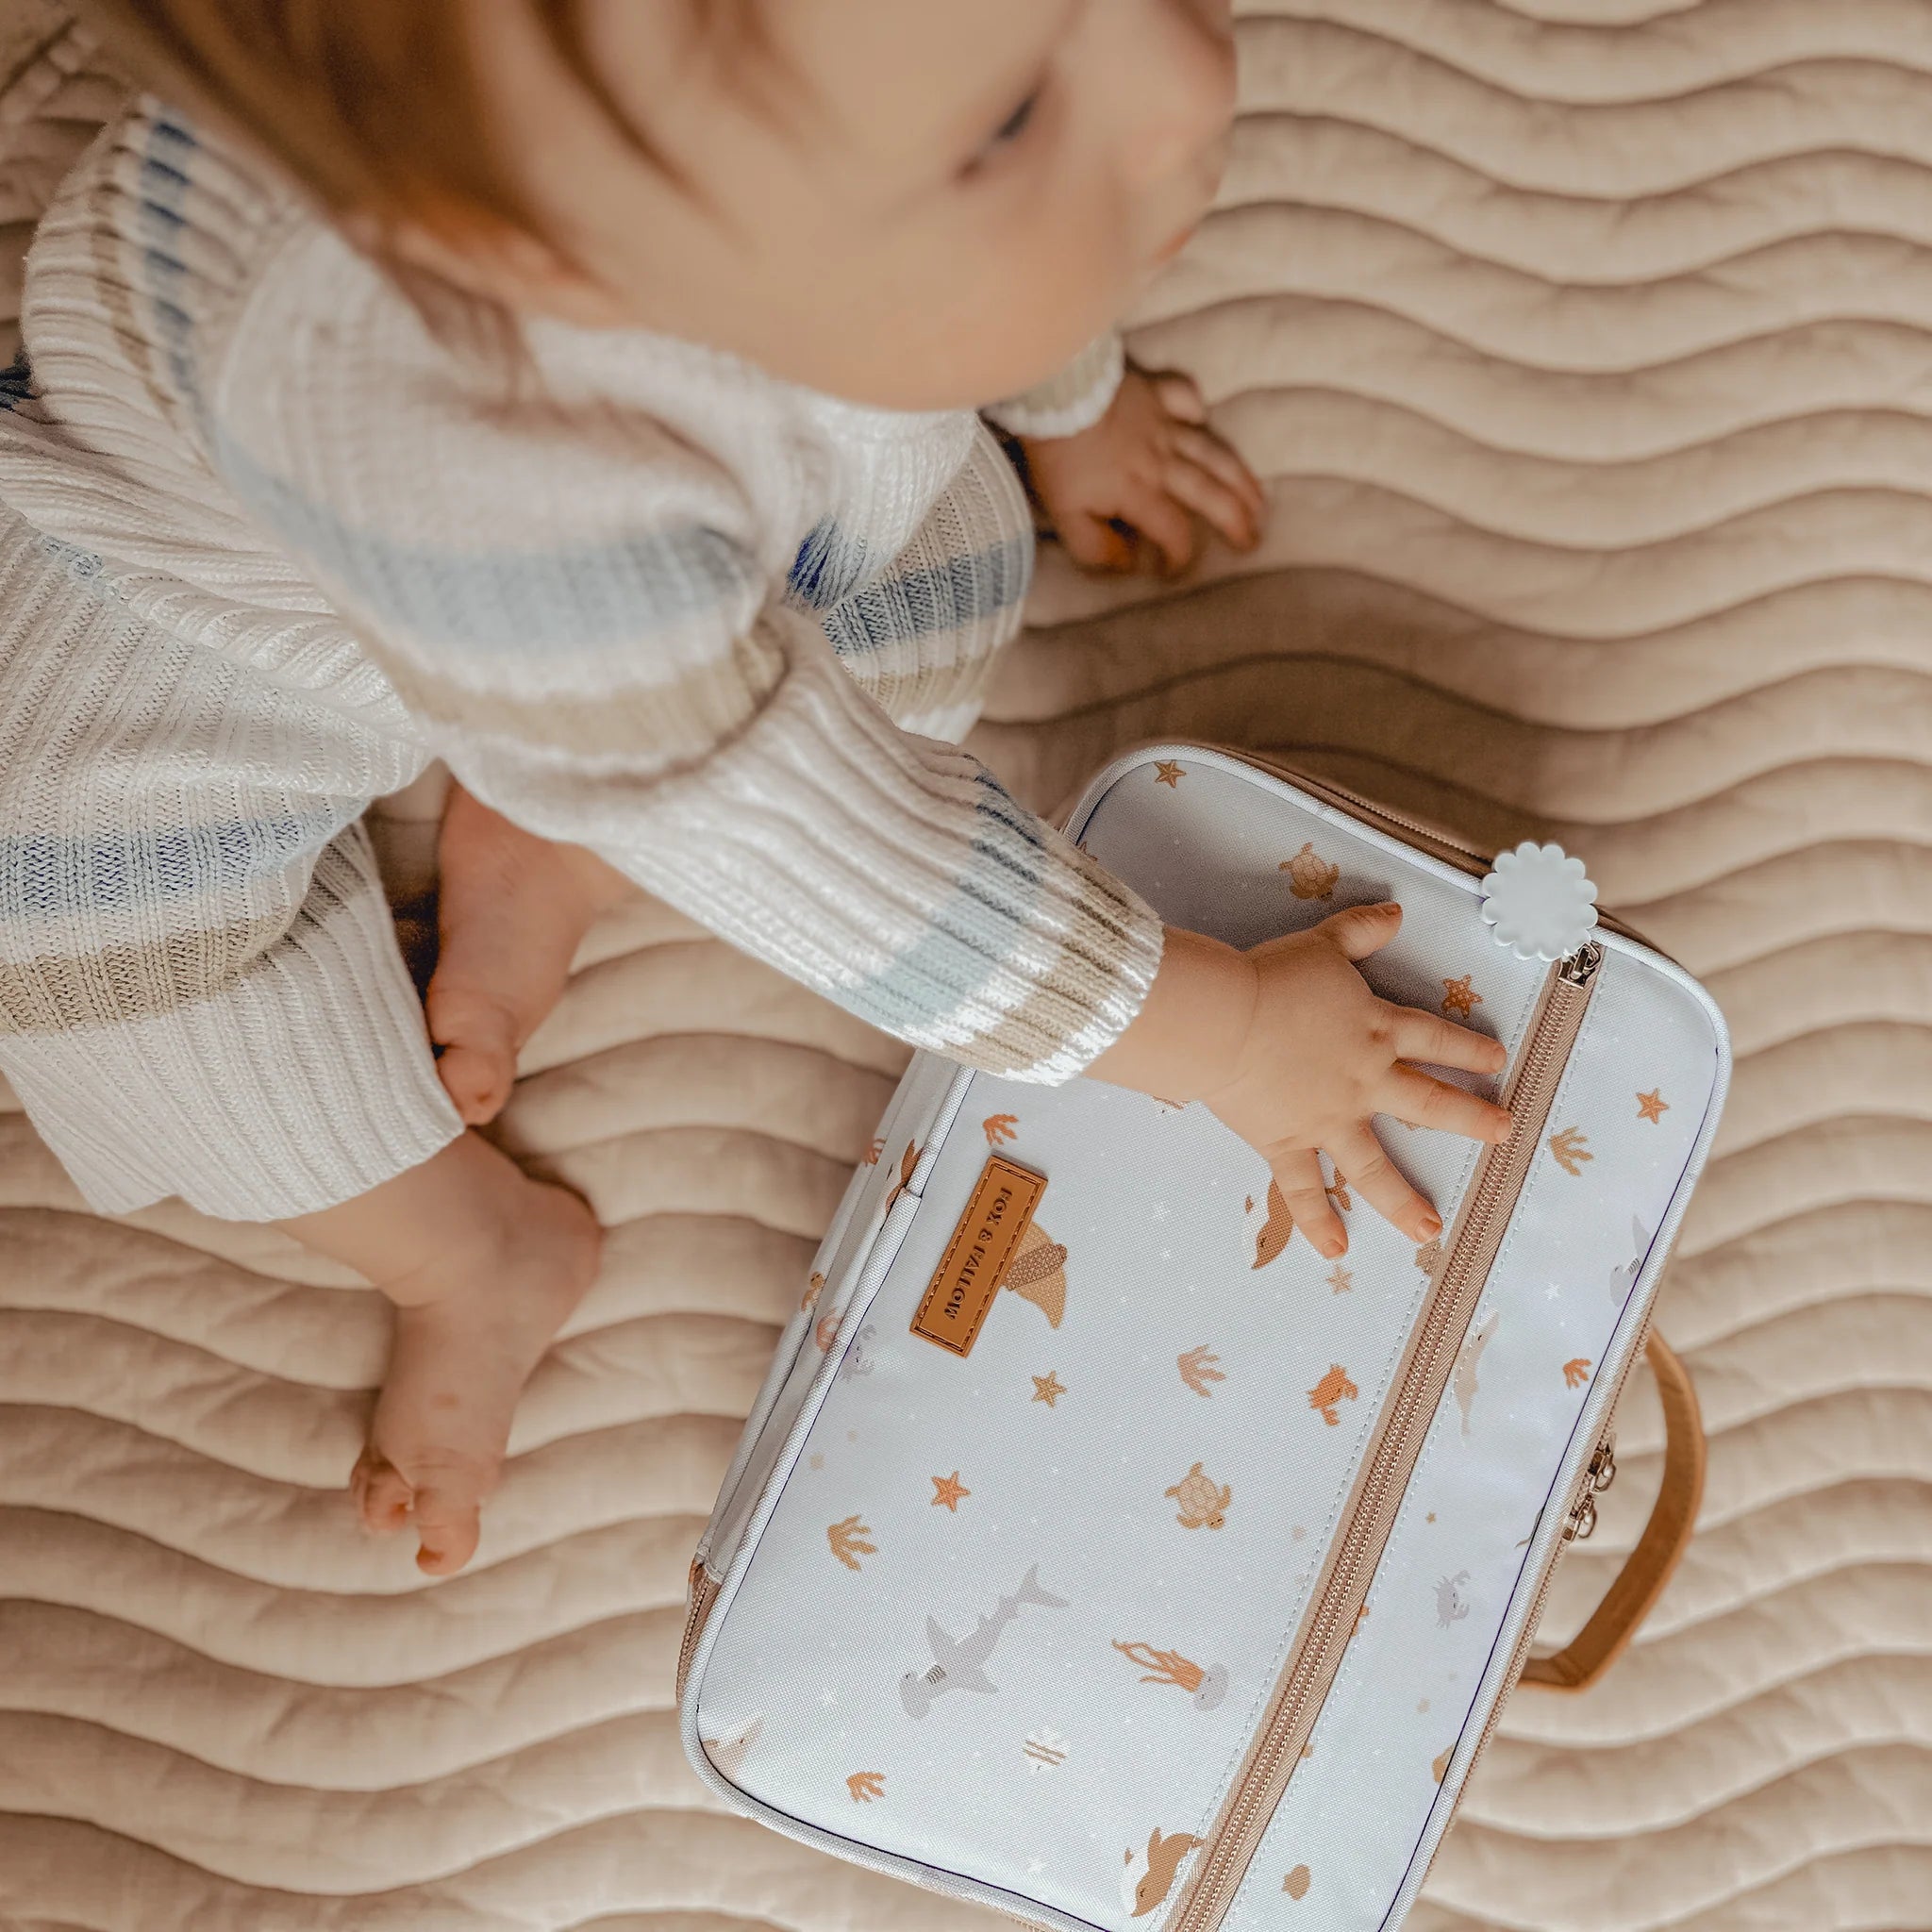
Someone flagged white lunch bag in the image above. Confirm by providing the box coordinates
[677,743,1727,1932]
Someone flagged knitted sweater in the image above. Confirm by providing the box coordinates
[0,102,1162,1222]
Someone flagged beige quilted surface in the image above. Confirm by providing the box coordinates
[4,4,1930,1927]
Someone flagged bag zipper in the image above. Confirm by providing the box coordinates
[1167,937,1603,1932]
[677,1557,722,1702]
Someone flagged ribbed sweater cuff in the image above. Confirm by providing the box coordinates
[588,639,1164,1085]
[0,832,463,1221]
[982,333,1126,441]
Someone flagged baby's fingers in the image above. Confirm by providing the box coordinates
[1173,425,1267,538]
[1335,1126,1442,1244]
[1164,453,1260,554]
[1379,1066,1514,1144]
[1392,1008,1509,1079]
[1272,1147,1344,1259]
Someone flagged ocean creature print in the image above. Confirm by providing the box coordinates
[1282,1865,1312,1901]
[930,1472,970,1511]
[1112,1640,1229,1710]
[1246,1179,1296,1269]
[999,1221,1069,1326]
[1454,1309,1499,1438]
[801,1271,825,1312]
[1123,1828,1203,1917]
[862,1137,884,1166]
[837,1324,877,1380]
[1154,760,1187,789]
[1327,1263,1354,1294]
[1281,841,1340,900]
[1415,1236,1443,1276]
[827,1515,876,1572]
[1032,1371,1067,1407]
[1177,1345,1224,1396]
[1440,974,1482,1020]
[1548,1126,1592,1176]
[1307,1365,1359,1426]
[1609,1217,1650,1302]
[1636,1089,1669,1124]
[1326,1168,1352,1214]
[1563,1357,1592,1390]
[1165,1461,1233,1529]
[1434,1571,1473,1627]
[847,1771,885,1802]
[899,1565,1068,1717]
[702,1714,763,1779]
[814,1312,841,1354]
[1431,1747,1452,1784]
[885,1141,921,1208]
[984,1112,1020,1145]
[1024,1727,1069,1772]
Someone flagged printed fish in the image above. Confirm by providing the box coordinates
[1124,1828,1204,1918]
[1454,1309,1499,1439]
[899,1565,1068,1718]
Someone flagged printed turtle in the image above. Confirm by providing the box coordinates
[1281,841,1341,900]
[1165,1461,1232,1530]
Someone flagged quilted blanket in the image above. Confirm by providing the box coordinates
[4,5,1929,1928]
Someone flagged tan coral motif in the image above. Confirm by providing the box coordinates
[983,1112,1020,1145]
[1563,1357,1592,1390]
[1165,1461,1232,1529]
[1283,1865,1312,1901]
[1124,1828,1202,1917]
[1247,1179,1296,1269]
[1549,1126,1592,1176]
[1281,841,1341,900]
[1308,1364,1359,1426]
[1000,1220,1069,1326]
[826,1515,876,1572]
[1441,974,1483,1019]
[1113,1640,1230,1710]
[1177,1345,1224,1396]
[846,1771,886,1802]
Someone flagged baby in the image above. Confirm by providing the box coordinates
[0,0,1510,1574]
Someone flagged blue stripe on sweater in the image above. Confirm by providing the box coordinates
[821,533,1031,658]
[844,767,1052,1035]
[2,813,342,918]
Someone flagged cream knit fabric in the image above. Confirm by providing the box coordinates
[0,102,1161,1221]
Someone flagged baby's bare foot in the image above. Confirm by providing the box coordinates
[352,1171,601,1574]
[427,782,633,1124]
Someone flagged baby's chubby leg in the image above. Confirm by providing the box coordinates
[278,1131,601,1574]
[426,782,635,1124]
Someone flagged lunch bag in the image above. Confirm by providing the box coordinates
[677,743,1728,1932]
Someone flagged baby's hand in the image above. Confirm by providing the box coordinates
[1019,365,1265,575]
[1089,904,1513,1258]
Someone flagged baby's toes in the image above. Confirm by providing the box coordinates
[410,1474,486,1575]
[425,982,519,1124]
[352,1448,415,1537]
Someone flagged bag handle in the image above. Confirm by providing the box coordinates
[1520,1331,1705,1693]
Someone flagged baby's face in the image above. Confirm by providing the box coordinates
[490,0,1235,408]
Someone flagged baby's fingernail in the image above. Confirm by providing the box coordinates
[1420,1214,1443,1239]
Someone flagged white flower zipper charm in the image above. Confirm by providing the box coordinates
[1479,841,1598,961]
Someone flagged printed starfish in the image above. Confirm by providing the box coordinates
[1327,1264,1355,1294]
[1154,759,1186,788]
[1548,1126,1593,1176]
[1441,974,1483,1019]
[930,1472,971,1511]
[983,1112,1019,1145]
[1636,1089,1670,1124]
[846,1771,886,1803]
[1032,1371,1067,1407]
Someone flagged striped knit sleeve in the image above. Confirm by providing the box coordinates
[982,332,1126,441]
[208,304,1162,1082]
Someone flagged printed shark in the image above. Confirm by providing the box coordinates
[900,1565,1067,1717]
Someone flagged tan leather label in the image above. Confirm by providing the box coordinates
[910,1156,1047,1357]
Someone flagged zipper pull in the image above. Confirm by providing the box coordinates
[1557,940,1604,988]
[1563,1434,1617,1541]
